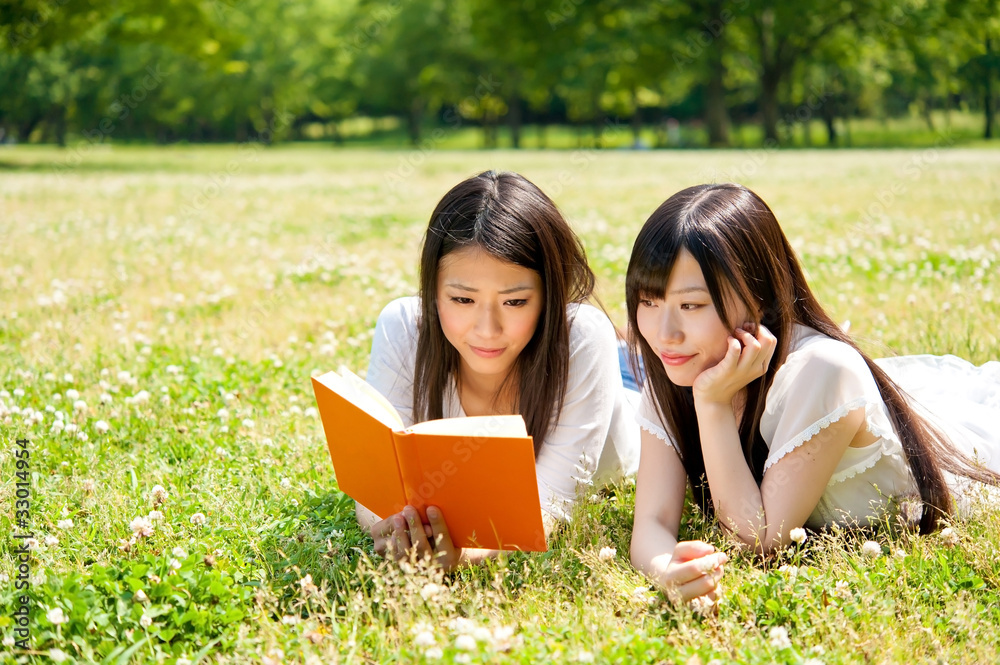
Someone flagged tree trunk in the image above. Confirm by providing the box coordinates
[631,90,642,145]
[704,30,729,146]
[508,94,522,149]
[408,97,423,145]
[985,37,994,140]
[822,98,837,146]
[537,122,547,149]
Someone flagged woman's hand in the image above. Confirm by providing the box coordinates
[658,540,728,604]
[693,322,777,406]
[370,505,462,571]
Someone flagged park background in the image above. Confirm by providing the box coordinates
[2,1,1000,664]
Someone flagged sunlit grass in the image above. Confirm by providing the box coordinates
[0,145,998,663]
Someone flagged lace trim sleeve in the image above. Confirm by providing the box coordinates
[763,396,904,486]
[635,412,682,458]
[763,396,869,473]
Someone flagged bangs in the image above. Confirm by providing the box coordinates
[626,218,684,302]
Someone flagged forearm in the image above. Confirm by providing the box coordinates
[355,502,381,532]
[695,401,770,550]
[630,519,681,590]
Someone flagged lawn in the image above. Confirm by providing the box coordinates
[1,144,999,664]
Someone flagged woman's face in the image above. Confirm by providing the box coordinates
[635,249,748,387]
[436,247,544,387]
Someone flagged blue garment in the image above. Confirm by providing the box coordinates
[618,341,645,393]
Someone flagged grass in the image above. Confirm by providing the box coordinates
[0,144,999,663]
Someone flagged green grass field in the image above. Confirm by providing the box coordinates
[1,145,999,664]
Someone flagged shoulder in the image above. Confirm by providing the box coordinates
[566,302,617,352]
[767,325,877,414]
[375,296,420,335]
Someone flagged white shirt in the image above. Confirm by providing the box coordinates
[637,324,1000,529]
[367,296,640,520]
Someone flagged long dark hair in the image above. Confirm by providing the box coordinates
[413,170,596,454]
[626,183,999,534]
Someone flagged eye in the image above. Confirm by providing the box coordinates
[638,299,656,308]
[679,303,704,311]
[504,298,528,307]
[450,296,473,305]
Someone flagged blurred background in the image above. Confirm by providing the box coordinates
[0,0,998,150]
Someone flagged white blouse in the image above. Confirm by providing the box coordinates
[366,297,640,521]
[637,324,1000,530]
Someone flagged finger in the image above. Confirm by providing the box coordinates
[674,564,725,602]
[670,540,719,563]
[426,506,457,557]
[668,553,728,587]
[404,506,433,560]
[391,514,411,559]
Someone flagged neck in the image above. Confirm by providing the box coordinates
[457,366,518,415]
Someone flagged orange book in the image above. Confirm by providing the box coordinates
[310,367,547,552]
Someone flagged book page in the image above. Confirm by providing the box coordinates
[312,367,404,430]
[407,414,527,438]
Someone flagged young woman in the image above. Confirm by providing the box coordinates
[357,170,640,569]
[627,183,1000,602]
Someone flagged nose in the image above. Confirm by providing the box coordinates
[658,308,683,344]
[474,303,502,339]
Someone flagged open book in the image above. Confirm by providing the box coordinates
[310,367,547,551]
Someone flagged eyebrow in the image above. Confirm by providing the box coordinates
[667,286,710,296]
[445,283,537,294]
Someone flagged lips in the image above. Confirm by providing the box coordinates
[659,352,694,366]
[470,346,505,359]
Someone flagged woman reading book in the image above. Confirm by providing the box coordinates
[627,183,1000,603]
[357,170,641,570]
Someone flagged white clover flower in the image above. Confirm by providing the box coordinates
[133,589,148,603]
[280,478,291,489]
[44,372,56,381]
[51,419,65,433]
[94,420,110,433]
[833,580,851,599]
[66,389,80,401]
[56,518,74,530]
[47,607,68,625]
[420,582,442,600]
[861,541,882,558]
[241,418,255,428]
[768,626,791,650]
[49,649,68,663]
[73,400,86,412]
[81,479,96,493]
[789,527,807,544]
[598,546,617,561]
[177,659,192,665]
[778,564,798,579]
[77,431,88,442]
[130,516,154,538]
[45,535,59,547]
[139,614,152,628]
[172,547,187,559]
[455,634,476,651]
[219,425,229,433]
[215,446,230,459]
[472,626,491,643]
[25,537,40,551]
[168,558,181,570]
[894,549,908,559]
[304,407,318,418]
[64,373,74,383]
[576,651,595,663]
[424,647,443,660]
[2,636,14,647]
[940,527,959,548]
[449,617,476,634]
[166,365,181,374]
[216,408,229,419]
[147,510,164,521]
[151,484,168,503]
[190,512,207,526]
[414,630,436,647]
[281,615,299,625]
